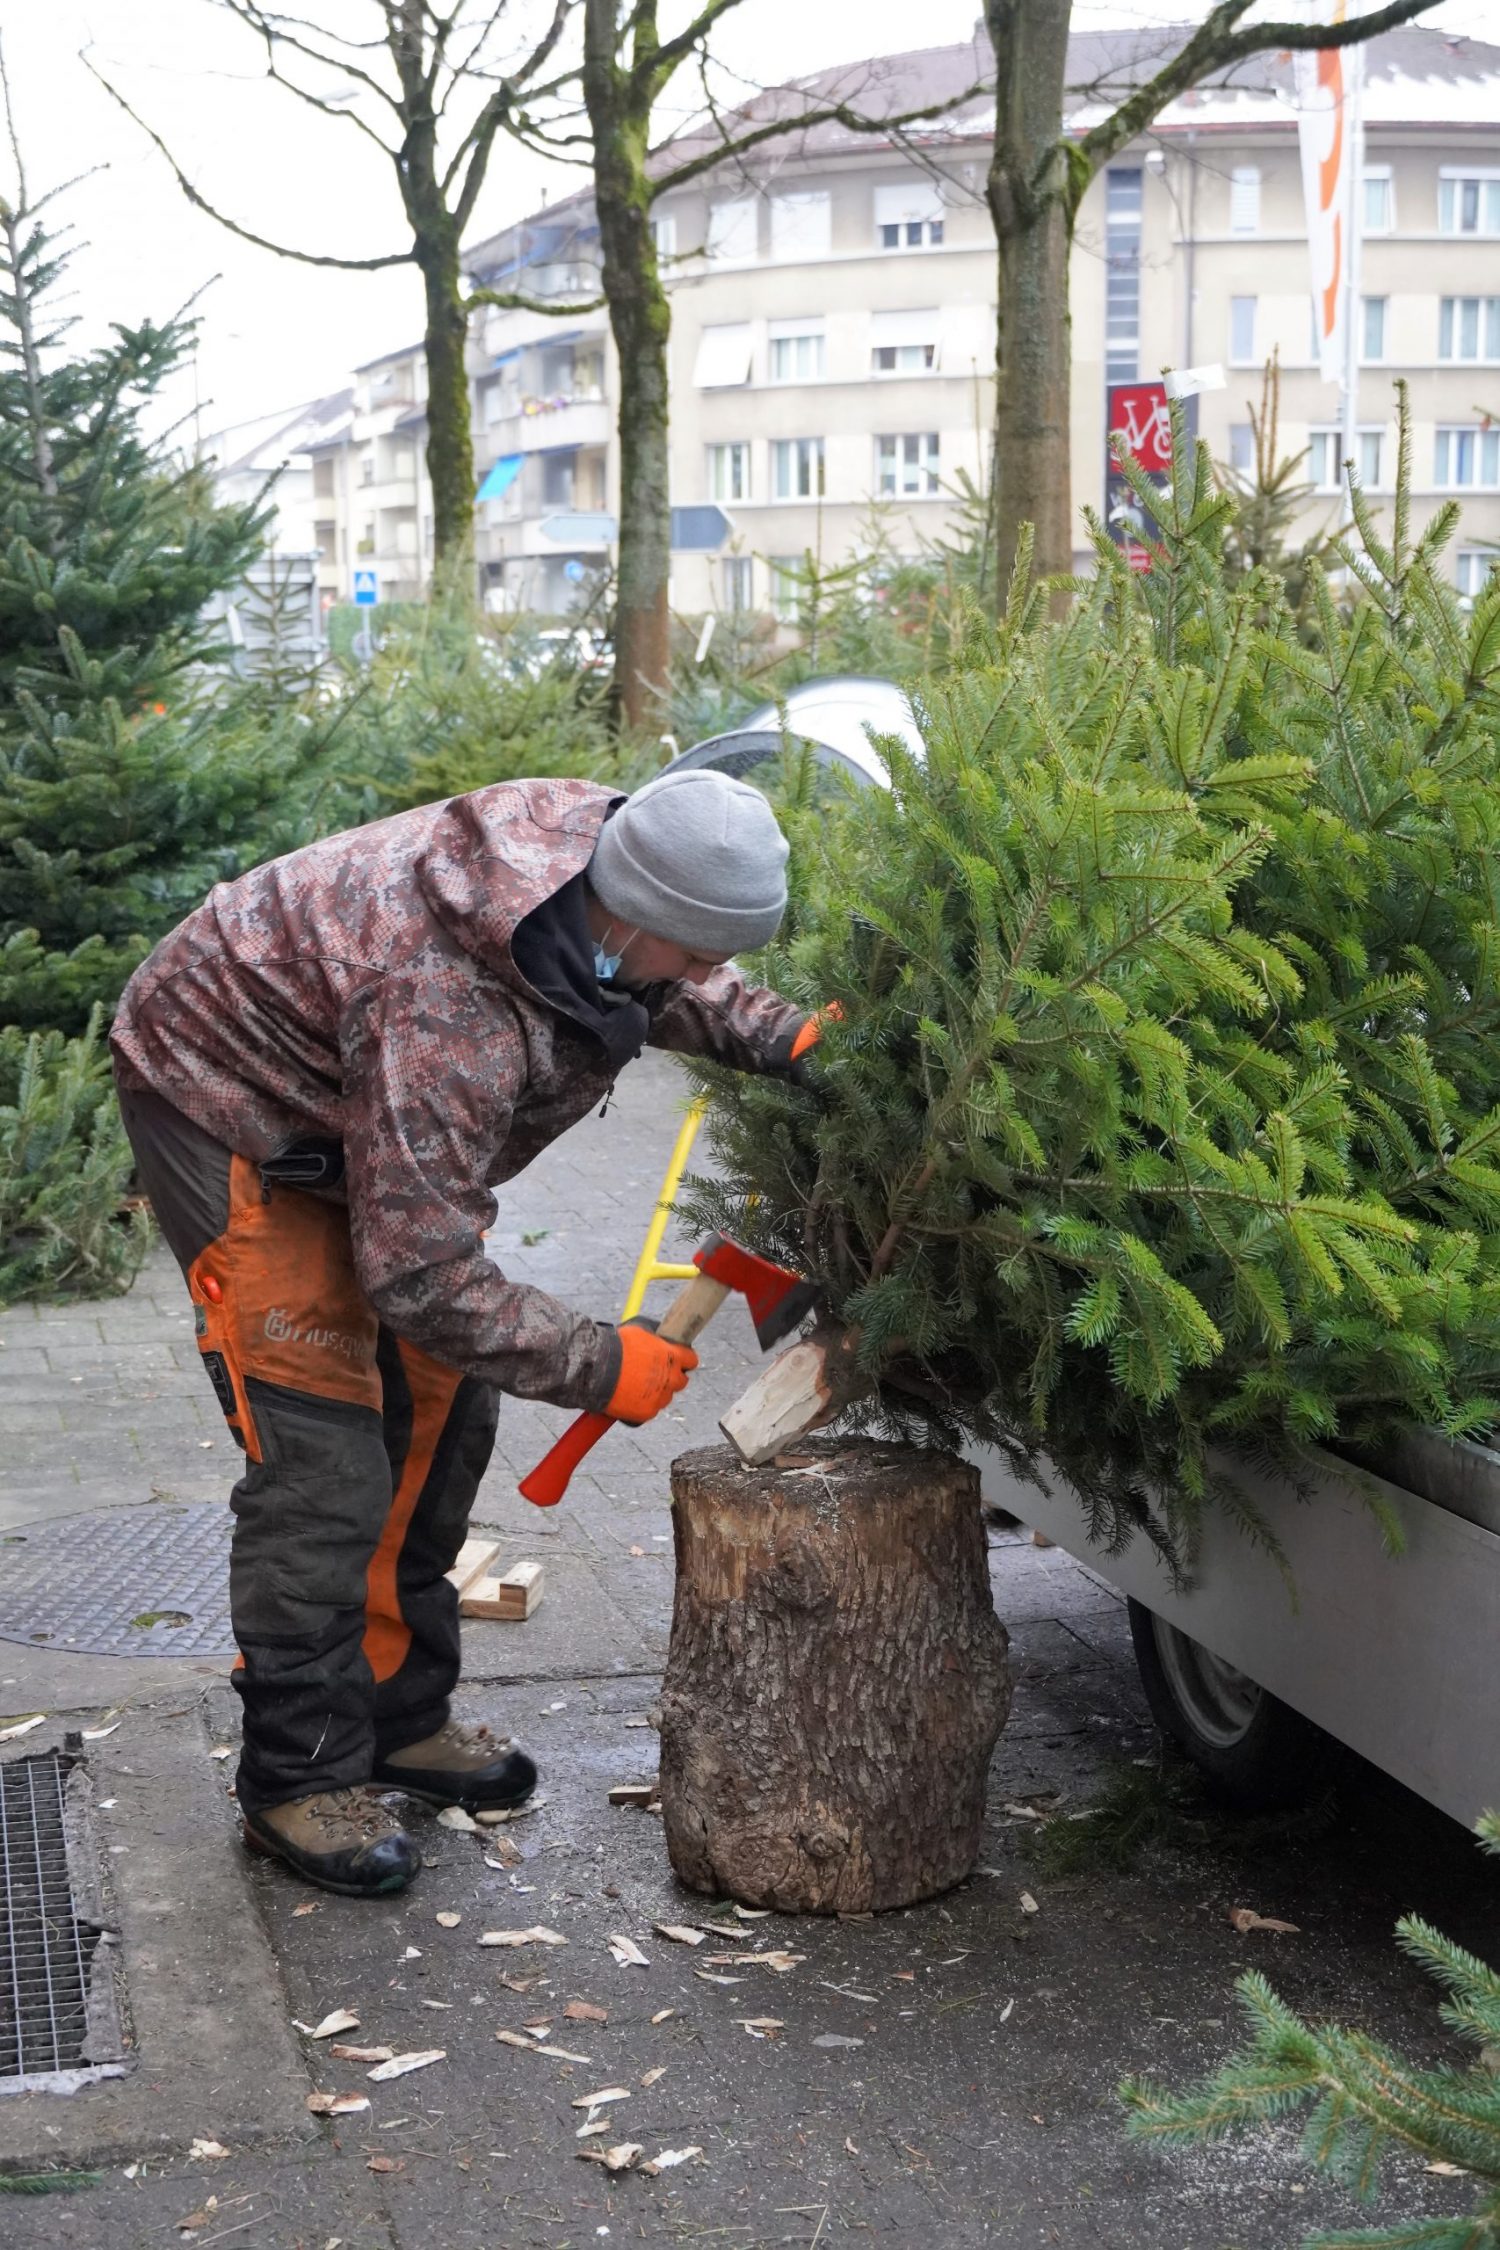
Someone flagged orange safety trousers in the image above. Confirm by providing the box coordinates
[116,1082,499,1814]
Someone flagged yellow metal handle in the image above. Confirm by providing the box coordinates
[620,1097,707,1320]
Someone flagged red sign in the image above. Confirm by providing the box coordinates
[1107,381,1171,473]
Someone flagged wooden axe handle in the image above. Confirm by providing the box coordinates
[519,1273,731,1507]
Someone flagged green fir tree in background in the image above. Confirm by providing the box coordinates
[1121,1815,1500,2250]
[0,111,306,1036]
[682,387,1500,1560]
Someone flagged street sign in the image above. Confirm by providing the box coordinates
[540,511,617,546]
[1104,380,1194,571]
[670,504,733,552]
[353,568,379,606]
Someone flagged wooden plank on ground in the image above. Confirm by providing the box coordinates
[460,1558,544,1621]
[445,1537,503,1596]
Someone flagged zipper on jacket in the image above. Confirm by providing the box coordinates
[599,1083,616,1119]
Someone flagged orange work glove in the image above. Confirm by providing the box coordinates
[789,1002,842,1082]
[605,1322,700,1425]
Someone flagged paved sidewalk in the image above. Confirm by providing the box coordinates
[0,1053,1493,2246]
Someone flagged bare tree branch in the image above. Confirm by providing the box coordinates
[638,0,743,93]
[466,282,604,316]
[448,0,574,226]
[652,80,990,198]
[216,0,404,113]
[82,52,412,270]
[1077,0,1443,177]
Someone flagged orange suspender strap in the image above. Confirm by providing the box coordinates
[362,1339,467,1685]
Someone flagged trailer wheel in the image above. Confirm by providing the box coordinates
[1126,1599,1333,1812]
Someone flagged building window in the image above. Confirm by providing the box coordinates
[1436,426,1500,488]
[770,556,802,621]
[650,210,677,260]
[1228,423,1254,473]
[875,432,940,497]
[768,327,826,383]
[1229,166,1261,234]
[1308,428,1383,491]
[359,451,376,486]
[1229,296,1258,364]
[873,182,945,250]
[720,555,754,612]
[1363,167,1394,233]
[1456,549,1498,606]
[770,191,831,261]
[706,196,758,263]
[693,323,753,387]
[1361,296,1387,361]
[707,442,751,502]
[1105,167,1142,382]
[1439,297,1500,362]
[771,438,825,500]
[873,341,936,374]
[540,451,576,507]
[1439,172,1500,236]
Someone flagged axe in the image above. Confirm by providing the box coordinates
[518,1234,816,1507]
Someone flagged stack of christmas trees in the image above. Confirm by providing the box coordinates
[686,395,1500,1557]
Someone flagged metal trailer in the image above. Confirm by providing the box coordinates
[970,1428,1500,1826]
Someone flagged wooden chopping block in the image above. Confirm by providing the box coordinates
[460,1558,544,1621]
[445,1536,502,1595]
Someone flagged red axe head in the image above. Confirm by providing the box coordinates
[693,1234,816,1351]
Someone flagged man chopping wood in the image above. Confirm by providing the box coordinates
[110,769,822,1898]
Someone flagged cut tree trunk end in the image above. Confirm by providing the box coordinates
[660,1441,1011,1915]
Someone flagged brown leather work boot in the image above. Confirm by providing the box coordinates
[242,1786,421,1896]
[371,1719,538,1812]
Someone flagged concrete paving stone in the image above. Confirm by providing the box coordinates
[0,1343,50,1376]
[0,1399,66,1433]
[42,1338,184,1372]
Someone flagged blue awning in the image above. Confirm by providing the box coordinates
[477,454,523,502]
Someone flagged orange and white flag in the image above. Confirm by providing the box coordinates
[1295,2,1362,385]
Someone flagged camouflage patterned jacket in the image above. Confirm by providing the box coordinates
[111,778,805,1411]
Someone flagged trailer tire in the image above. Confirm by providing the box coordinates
[1126,1599,1334,1813]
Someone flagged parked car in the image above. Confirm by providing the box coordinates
[670,675,924,788]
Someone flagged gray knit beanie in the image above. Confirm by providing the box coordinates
[587,768,789,954]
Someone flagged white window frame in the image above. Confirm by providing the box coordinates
[1436,425,1500,489]
[870,308,940,375]
[1228,422,1255,474]
[1361,295,1387,363]
[1438,296,1500,363]
[768,322,826,384]
[692,322,753,388]
[873,180,945,252]
[1307,426,1384,493]
[720,554,755,613]
[1229,166,1261,235]
[875,432,940,498]
[770,555,802,621]
[771,437,826,501]
[1438,168,1500,237]
[650,210,678,260]
[706,441,751,503]
[1363,165,1394,234]
[706,195,758,265]
[1229,295,1258,365]
[769,190,831,262]
[1455,549,1498,605]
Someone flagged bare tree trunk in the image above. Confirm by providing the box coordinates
[415,224,476,574]
[582,2,671,732]
[985,0,1077,594]
[660,1441,1011,1914]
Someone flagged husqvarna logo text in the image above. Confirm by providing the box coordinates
[264,1307,362,1362]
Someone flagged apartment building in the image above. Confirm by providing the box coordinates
[302,24,1500,619]
[305,341,433,610]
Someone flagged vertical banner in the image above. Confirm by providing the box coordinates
[1295,2,1361,386]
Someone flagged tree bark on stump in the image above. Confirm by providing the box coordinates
[660,1441,1011,1915]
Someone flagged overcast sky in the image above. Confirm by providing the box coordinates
[6,0,1495,442]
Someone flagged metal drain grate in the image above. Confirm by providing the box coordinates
[0,1746,128,2091]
